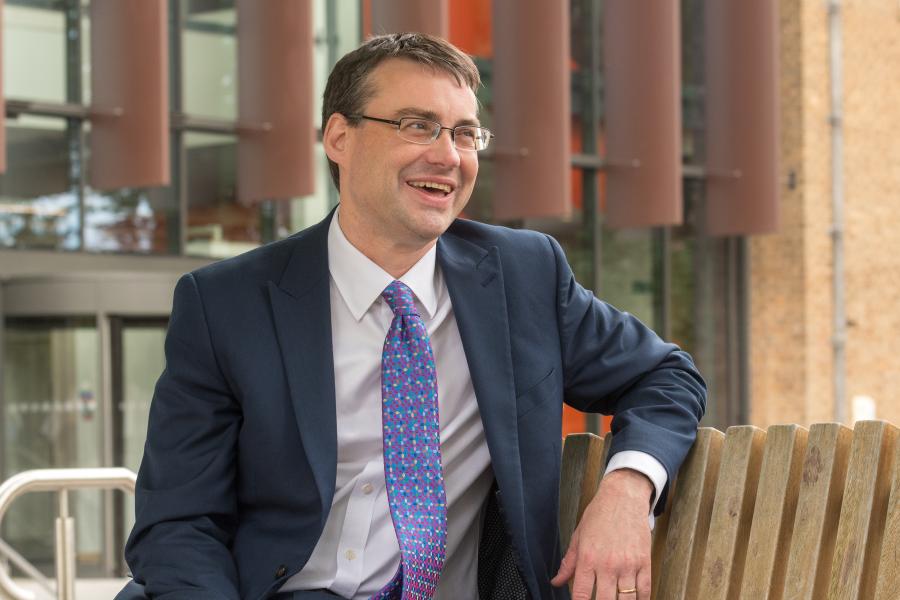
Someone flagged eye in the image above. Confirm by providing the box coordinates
[405,119,431,131]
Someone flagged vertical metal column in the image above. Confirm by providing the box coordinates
[55,491,75,600]
[65,0,85,251]
[828,0,846,423]
[172,0,187,255]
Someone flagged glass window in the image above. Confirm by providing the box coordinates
[599,226,659,330]
[288,144,335,234]
[2,317,104,575]
[184,131,261,257]
[82,126,179,254]
[0,115,80,250]
[3,1,67,103]
[182,0,237,120]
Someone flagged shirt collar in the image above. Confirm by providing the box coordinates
[327,206,439,321]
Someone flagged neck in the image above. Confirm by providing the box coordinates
[336,207,435,279]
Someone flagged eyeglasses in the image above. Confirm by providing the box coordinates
[348,114,493,152]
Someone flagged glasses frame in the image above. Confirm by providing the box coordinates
[348,114,494,151]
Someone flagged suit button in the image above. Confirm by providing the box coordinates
[275,565,287,578]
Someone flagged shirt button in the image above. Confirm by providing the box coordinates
[344,549,357,561]
[362,483,374,495]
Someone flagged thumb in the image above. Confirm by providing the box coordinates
[551,531,579,586]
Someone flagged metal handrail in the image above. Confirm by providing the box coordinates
[0,468,137,600]
[0,538,55,599]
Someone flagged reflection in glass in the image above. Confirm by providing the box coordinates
[115,321,167,559]
[182,1,237,120]
[600,225,659,330]
[2,317,104,575]
[185,132,260,257]
[289,144,335,235]
[3,3,67,103]
[0,116,79,250]
[82,126,178,253]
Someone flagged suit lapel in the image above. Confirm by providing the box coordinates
[438,231,535,590]
[267,216,337,524]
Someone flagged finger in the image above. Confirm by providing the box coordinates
[636,566,652,600]
[551,532,579,586]
[592,569,617,600]
[615,578,638,600]
[569,561,598,600]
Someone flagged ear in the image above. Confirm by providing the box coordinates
[323,112,350,167]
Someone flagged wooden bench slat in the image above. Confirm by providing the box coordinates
[653,427,724,600]
[739,424,808,599]
[781,422,853,600]
[874,432,900,600]
[558,433,605,553]
[828,420,899,600]
[696,425,766,600]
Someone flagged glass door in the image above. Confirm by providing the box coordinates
[2,316,105,575]
[110,316,168,575]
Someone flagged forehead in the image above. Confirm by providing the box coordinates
[363,58,478,120]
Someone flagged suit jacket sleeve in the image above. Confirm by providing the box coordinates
[124,273,242,600]
[549,235,707,512]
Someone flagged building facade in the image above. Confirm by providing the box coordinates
[3,0,893,583]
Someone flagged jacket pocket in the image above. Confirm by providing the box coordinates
[515,367,557,419]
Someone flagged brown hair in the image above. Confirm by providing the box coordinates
[321,32,481,190]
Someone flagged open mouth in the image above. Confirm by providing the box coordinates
[407,180,454,198]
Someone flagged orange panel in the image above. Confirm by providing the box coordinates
[449,0,492,57]
[562,405,587,437]
[237,0,315,203]
[89,0,169,190]
[705,0,780,235]
[370,0,448,37]
[603,0,682,228]
[492,0,571,220]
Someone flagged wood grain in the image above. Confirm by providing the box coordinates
[779,423,852,600]
[738,424,808,600]
[828,421,898,600]
[696,425,767,600]
[654,427,724,600]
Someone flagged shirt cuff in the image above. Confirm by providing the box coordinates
[604,450,668,530]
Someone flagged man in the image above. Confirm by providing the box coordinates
[119,33,705,600]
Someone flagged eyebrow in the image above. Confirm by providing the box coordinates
[390,107,481,128]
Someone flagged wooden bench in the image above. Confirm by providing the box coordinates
[559,420,899,599]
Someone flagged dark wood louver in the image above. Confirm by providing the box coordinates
[491,0,571,220]
[89,0,169,190]
[603,0,682,228]
[705,0,781,235]
[237,0,315,203]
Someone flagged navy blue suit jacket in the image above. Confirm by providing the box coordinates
[123,212,706,599]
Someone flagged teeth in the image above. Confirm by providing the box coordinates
[410,181,452,193]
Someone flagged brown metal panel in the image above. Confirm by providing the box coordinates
[0,0,5,174]
[370,0,449,37]
[705,0,780,236]
[89,0,169,190]
[237,0,315,203]
[603,0,682,228]
[492,0,570,220]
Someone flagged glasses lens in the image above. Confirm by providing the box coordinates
[398,118,439,144]
[455,127,491,151]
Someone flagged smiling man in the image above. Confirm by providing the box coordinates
[119,34,705,600]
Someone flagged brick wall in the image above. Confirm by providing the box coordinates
[750,0,900,426]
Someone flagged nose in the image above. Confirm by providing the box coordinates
[424,128,461,168]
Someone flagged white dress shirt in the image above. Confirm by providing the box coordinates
[281,209,666,598]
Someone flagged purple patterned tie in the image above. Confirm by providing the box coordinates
[371,280,448,600]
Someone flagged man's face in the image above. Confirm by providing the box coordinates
[334,58,480,250]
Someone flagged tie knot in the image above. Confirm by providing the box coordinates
[381,280,419,317]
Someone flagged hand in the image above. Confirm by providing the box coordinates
[551,468,654,600]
